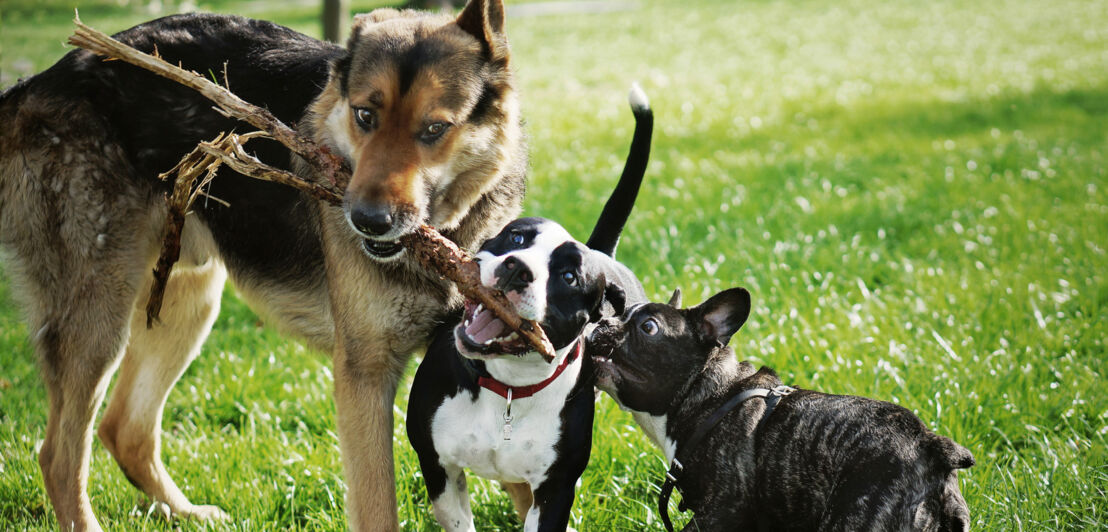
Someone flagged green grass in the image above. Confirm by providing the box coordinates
[2,0,1107,529]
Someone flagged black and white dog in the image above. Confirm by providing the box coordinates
[406,87,651,531]
[589,287,975,532]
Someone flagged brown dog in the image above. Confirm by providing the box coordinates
[0,1,524,530]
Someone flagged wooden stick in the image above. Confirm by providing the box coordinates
[400,227,557,362]
[67,20,557,361]
[146,134,227,327]
[67,17,350,189]
[198,132,345,205]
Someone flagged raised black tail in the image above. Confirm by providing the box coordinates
[586,83,653,257]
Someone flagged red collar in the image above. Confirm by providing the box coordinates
[477,341,583,400]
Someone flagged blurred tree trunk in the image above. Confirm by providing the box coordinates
[323,0,349,43]
[405,0,465,10]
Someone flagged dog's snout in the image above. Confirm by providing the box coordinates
[349,202,394,236]
[597,317,620,330]
[593,318,619,339]
[496,256,534,292]
[588,318,620,354]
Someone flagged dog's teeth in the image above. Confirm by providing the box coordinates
[476,304,484,314]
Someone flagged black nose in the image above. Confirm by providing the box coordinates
[588,318,621,353]
[349,203,394,236]
[495,256,534,292]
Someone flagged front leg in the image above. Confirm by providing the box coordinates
[332,335,408,532]
[319,204,453,531]
[526,476,580,532]
[429,466,475,532]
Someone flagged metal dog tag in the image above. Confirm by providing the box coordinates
[502,389,514,441]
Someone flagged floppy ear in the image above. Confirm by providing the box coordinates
[587,274,610,323]
[667,287,683,308]
[691,288,751,347]
[605,282,627,317]
[456,0,508,60]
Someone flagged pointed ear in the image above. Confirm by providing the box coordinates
[667,288,683,308]
[588,273,609,322]
[456,0,507,59]
[691,288,751,347]
[329,52,352,97]
[349,8,403,43]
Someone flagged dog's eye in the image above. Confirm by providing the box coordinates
[640,318,659,336]
[353,107,377,131]
[562,271,577,286]
[510,232,525,246]
[420,122,451,143]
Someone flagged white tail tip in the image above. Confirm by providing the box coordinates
[628,82,650,112]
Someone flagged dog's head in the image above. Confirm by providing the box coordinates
[455,217,627,361]
[589,287,751,414]
[315,0,521,261]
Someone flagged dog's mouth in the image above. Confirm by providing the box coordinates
[591,346,649,387]
[455,299,531,357]
[362,238,403,260]
[591,349,620,381]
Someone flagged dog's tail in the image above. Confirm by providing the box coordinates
[929,433,975,471]
[586,83,653,258]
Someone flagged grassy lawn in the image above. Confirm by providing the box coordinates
[2,0,1107,529]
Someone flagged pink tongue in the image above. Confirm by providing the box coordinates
[466,308,507,344]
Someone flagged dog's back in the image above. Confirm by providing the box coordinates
[0,14,343,290]
[751,386,974,532]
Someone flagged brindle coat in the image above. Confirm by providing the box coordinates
[590,289,975,531]
[0,1,524,530]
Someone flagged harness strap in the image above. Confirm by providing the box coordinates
[659,385,795,532]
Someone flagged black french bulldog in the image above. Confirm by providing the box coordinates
[589,287,975,532]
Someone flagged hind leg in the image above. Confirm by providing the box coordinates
[97,255,228,521]
[29,257,154,531]
[37,322,126,532]
[500,482,533,523]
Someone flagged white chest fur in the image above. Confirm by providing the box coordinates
[430,357,582,486]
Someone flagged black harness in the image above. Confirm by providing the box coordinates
[658,385,796,532]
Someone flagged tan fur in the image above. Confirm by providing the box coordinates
[0,1,526,530]
[99,223,227,521]
[501,482,535,522]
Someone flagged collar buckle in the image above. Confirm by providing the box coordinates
[665,458,684,483]
[771,385,796,396]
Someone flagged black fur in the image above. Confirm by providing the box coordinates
[585,89,653,257]
[7,13,344,283]
[590,290,975,532]
[405,90,653,530]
